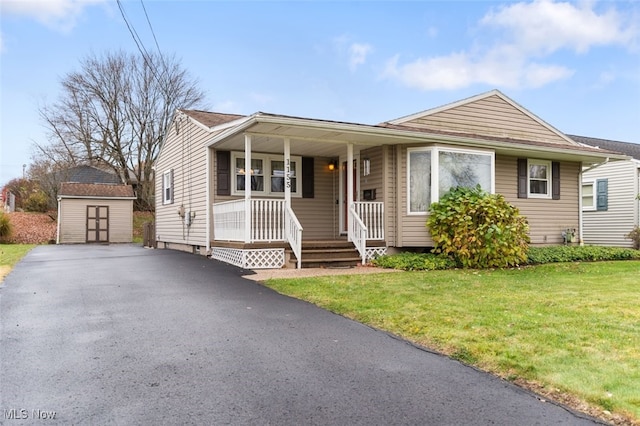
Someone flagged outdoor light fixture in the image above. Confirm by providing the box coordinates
[328,160,337,171]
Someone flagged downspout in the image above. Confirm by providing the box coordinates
[205,148,211,255]
[579,158,609,246]
[578,166,584,246]
[56,197,61,244]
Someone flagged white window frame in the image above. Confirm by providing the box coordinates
[528,159,552,199]
[231,152,302,197]
[581,180,596,211]
[407,146,495,215]
[162,170,173,205]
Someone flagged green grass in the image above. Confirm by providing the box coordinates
[0,244,36,282]
[133,211,154,244]
[263,261,640,423]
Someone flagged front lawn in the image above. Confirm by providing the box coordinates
[263,261,640,424]
[0,244,35,282]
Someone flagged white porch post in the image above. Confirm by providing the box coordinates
[284,138,291,207]
[244,134,252,243]
[347,143,354,241]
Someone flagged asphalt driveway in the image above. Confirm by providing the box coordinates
[1,245,601,425]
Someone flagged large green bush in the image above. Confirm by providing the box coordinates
[0,211,13,242]
[427,186,530,268]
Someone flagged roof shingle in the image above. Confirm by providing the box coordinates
[58,183,135,198]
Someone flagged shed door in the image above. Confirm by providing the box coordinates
[87,205,109,243]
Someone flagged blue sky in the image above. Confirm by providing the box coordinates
[1,0,639,185]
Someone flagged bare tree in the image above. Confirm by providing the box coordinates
[36,50,207,210]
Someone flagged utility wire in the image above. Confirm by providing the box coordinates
[140,0,162,55]
[116,0,168,97]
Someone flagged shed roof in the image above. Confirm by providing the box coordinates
[56,165,121,184]
[58,183,135,199]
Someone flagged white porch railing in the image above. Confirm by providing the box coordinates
[285,205,303,269]
[350,201,385,264]
[349,203,368,265]
[212,199,246,241]
[354,202,384,240]
[213,199,287,242]
[212,198,303,268]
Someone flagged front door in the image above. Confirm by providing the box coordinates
[341,160,358,234]
[86,205,109,243]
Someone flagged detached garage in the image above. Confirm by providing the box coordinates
[57,183,136,244]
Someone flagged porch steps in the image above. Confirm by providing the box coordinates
[289,240,362,269]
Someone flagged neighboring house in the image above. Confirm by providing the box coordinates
[57,182,136,244]
[570,135,640,247]
[154,89,626,269]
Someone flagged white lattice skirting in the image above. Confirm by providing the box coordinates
[365,247,387,261]
[211,247,285,269]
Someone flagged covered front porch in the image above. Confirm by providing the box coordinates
[211,198,386,269]
[207,122,391,269]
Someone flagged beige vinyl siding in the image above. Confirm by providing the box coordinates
[397,144,433,247]
[402,94,570,145]
[292,157,338,240]
[360,146,397,244]
[384,145,397,246]
[396,149,580,247]
[212,153,339,240]
[155,118,211,248]
[582,160,640,247]
[58,198,133,243]
[498,155,580,245]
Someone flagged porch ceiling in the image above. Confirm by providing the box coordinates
[210,121,396,157]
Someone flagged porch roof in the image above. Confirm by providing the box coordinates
[183,110,629,165]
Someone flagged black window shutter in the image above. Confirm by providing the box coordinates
[517,159,528,198]
[302,157,314,198]
[216,151,231,196]
[552,161,560,200]
[596,179,608,211]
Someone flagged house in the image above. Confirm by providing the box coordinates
[154,90,627,269]
[570,135,640,247]
[57,182,136,244]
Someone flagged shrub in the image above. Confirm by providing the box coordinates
[625,226,640,250]
[427,186,530,268]
[371,252,457,271]
[23,191,49,213]
[0,211,13,242]
[526,245,640,264]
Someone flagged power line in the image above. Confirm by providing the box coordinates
[140,0,162,54]
[115,0,168,97]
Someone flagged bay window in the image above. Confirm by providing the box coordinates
[408,147,494,214]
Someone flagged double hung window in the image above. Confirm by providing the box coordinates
[232,152,301,196]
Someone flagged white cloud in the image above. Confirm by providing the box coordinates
[382,0,637,91]
[383,49,573,90]
[332,35,373,72]
[348,43,373,72]
[481,0,638,55]
[1,0,107,32]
